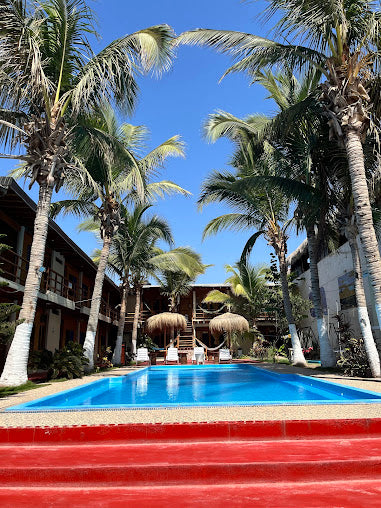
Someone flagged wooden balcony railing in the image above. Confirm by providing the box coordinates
[0,250,119,321]
[125,309,150,324]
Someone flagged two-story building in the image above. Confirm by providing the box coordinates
[0,177,120,370]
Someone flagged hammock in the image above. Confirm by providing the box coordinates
[196,304,226,315]
[195,337,227,351]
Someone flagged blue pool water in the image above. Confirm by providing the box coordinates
[7,364,381,411]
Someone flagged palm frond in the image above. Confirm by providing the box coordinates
[70,24,175,115]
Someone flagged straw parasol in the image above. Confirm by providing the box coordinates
[209,312,249,347]
[146,312,187,334]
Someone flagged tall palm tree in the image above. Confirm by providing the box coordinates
[207,70,338,367]
[53,112,187,369]
[0,0,175,385]
[103,205,206,363]
[203,260,270,329]
[199,162,307,366]
[179,0,381,330]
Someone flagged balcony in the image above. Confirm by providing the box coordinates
[0,249,119,322]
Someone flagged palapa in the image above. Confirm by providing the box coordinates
[146,312,187,333]
[209,312,249,337]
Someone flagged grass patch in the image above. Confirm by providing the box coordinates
[0,381,40,398]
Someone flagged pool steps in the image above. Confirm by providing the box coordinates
[1,419,381,506]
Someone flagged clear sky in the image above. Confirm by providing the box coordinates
[0,0,304,283]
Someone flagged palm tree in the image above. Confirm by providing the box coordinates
[102,204,205,363]
[52,112,187,369]
[155,249,205,312]
[0,0,175,385]
[178,0,381,330]
[203,260,270,329]
[199,162,307,366]
[210,69,338,367]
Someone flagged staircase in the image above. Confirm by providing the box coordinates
[177,321,194,349]
[2,419,381,506]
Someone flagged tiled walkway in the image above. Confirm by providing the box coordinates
[2,363,381,426]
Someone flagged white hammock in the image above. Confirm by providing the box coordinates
[195,337,227,351]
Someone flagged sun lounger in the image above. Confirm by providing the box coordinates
[136,347,151,365]
[192,347,205,365]
[165,347,179,364]
[219,348,232,363]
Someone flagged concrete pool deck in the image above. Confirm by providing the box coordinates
[2,362,381,427]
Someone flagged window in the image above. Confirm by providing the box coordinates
[338,271,357,310]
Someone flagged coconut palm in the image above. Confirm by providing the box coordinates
[205,70,338,367]
[203,260,270,329]
[199,160,307,366]
[102,204,207,363]
[155,249,205,313]
[0,0,175,385]
[52,111,187,369]
[178,0,381,330]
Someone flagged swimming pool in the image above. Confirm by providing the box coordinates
[7,364,381,411]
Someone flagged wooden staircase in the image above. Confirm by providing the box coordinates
[177,322,195,350]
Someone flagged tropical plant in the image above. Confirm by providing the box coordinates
[154,248,206,312]
[199,146,307,366]
[0,0,175,385]
[50,341,89,380]
[51,111,186,370]
[178,0,381,335]
[212,69,338,367]
[28,349,53,372]
[203,260,270,328]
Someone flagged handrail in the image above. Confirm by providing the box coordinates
[0,250,119,320]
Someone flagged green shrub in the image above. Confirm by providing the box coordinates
[137,334,158,352]
[28,349,53,371]
[50,341,89,380]
[95,346,113,371]
[337,337,371,377]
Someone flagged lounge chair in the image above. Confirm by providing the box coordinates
[165,347,179,364]
[192,346,205,365]
[219,348,232,363]
[136,348,151,365]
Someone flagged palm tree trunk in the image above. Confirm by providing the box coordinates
[346,224,380,377]
[0,184,53,386]
[131,285,141,357]
[112,283,128,366]
[83,235,112,370]
[345,130,381,330]
[306,226,336,367]
[278,251,307,367]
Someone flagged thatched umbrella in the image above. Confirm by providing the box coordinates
[146,312,187,347]
[209,312,249,347]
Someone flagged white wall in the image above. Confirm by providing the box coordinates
[294,240,380,350]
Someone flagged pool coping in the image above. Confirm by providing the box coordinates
[2,363,381,426]
[6,364,381,412]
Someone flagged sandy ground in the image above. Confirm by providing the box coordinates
[2,363,381,427]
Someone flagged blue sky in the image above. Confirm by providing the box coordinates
[0,0,303,283]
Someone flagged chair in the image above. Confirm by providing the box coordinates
[219,348,232,363]
[136,348,151,365]
[165,347,179,364]
[192,347,205,365]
